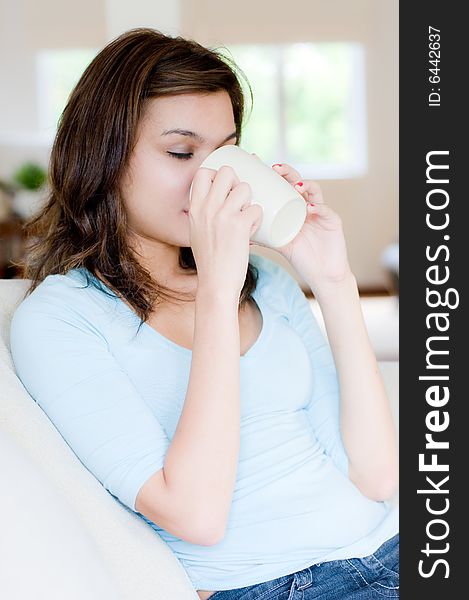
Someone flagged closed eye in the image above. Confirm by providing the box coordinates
[167,152,193,160]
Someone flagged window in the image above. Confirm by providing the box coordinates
[35,43,367,179]
[37,49,97,136]
[224,43,367,179]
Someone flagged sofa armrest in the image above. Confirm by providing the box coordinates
[0,428,121,600]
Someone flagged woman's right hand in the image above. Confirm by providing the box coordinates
[189,166,263,299]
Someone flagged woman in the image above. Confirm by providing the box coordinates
[10,28,399,599]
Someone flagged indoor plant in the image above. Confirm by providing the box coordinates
[11,162,48,219]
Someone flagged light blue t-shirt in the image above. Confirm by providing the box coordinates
[10,254,398,592]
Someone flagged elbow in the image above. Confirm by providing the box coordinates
[190,501,230,546]
[362,475,399,502]
[199,527,226,546]
[350,465,399,502]
[188,516,227,547]
[190,526,226,547]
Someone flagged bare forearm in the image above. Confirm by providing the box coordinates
[163,286,240,540]
[314,274,399,500]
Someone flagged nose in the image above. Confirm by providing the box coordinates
[189,179,194,203]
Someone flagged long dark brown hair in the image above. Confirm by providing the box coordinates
[20,27,258,320]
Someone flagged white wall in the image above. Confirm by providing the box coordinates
[105,0,180,39]
[0,0,398,290]
[0,0,107,177]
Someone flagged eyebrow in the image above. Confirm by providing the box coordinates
[161,128,238,144]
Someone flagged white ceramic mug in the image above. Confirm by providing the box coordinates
[192,145,307,248]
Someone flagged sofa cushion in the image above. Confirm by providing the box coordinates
[0,428,120,599]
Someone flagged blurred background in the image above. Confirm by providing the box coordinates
[0,0,399,358]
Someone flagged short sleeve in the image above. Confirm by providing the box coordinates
[256,256,349,476]
[10,292,171,512]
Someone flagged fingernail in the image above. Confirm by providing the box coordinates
[296,181,303,187]
[272,163,282,167]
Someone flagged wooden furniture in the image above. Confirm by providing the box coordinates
[0,216,26,279]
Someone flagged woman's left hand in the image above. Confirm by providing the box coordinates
[265,163,352,294]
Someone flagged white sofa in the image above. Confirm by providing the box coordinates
[0,279,399,600]
[0,279,199,600]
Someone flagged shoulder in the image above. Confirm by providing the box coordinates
[249,252,305,314]
[11,269,116,337]
[249,252,297,286]
[249,252,304,294]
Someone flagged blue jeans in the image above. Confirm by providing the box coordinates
[208,534,399,599]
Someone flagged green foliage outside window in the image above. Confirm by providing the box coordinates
[225,42,364,174]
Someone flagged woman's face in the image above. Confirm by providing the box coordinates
[121,90,238,250]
